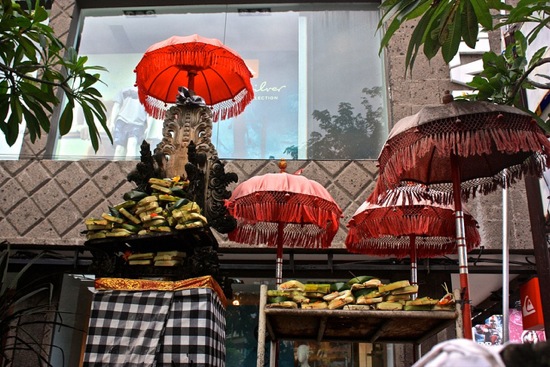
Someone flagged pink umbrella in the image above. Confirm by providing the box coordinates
[225,161,342,286]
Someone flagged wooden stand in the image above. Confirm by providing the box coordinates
[256,285,460,367]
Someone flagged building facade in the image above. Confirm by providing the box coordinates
[0,1,546,366]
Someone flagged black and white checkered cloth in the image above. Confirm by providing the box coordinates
[157,288,226,366]
[83,288,226,367]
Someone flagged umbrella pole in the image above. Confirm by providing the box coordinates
[451,153,473,339]
[188,71,197,93]
[502,172,510,343]
[274,223,285,367]
[410,235,417,300]
[276,222,284,287]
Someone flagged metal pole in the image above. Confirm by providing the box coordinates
[499,19,511,344]
[502,174,510,343]
[276,223,284,287]
[410,235,417,301]
[257,284,267,367]
[451,153,473,339]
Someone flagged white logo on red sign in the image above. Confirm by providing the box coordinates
[523,295,536,317]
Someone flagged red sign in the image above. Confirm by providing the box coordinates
[520,277,545,330]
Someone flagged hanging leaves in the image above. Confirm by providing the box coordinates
[379,0,550,81]
[379,0,496,75]
[462,31,550,131]
[0,0,111,151]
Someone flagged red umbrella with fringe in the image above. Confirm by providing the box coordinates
[346,186,481,288]
[225,161,342,286]
[371,94,550,339]
[134,34,254,122]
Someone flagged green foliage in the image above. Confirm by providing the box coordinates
[495,0,550,44]
[378,0,550,131]
[0,0,112,151]
[287,87,383,160]
[378,0,498,75]
[461,30,550,130]
[378,0,549,76]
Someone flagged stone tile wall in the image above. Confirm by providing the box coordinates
[0,157,533,251]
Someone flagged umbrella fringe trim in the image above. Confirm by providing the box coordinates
[230,203,340,229]
[228,223,334,249]
[373,126,550,204]
[345,238,479,258]
[137,49,253,81]
[347,211,479,241]
[140,87,254,122]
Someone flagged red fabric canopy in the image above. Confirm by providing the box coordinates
[134,34,254,122]
[370,98,550,339]
[346,188,481,258]
[372,100,550,204]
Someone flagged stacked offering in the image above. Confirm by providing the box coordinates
[84,177,208,240]
[127,250,186,267]
[266,277,455,312]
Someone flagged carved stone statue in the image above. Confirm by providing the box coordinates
[127,87,238,234]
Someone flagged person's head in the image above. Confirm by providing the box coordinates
[297,344,309,363]
[500,341,550,367]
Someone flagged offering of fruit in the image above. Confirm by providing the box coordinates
[433,283,455,311]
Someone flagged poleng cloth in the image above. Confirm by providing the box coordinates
[83,287,226,367]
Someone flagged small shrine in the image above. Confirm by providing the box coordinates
[82,87,237,367]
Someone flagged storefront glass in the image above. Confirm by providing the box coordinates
[49,3,387,161]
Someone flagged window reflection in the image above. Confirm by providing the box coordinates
[52,4,387,160]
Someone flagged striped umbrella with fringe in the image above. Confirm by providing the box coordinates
[346,186,481,287]
[370,94,550,339]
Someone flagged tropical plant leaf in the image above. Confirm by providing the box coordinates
[379,18,402,54]
[441,5,463,63]
[0,2,111,151]
[6,105,21,146]
[469,0,494,29]
[58,101,74,136]
[513,31,528,58]
[406,6,438,74]
[378,0,431,46]
[423,26,441,61]
[486,0,512,11]
[21,102,41,143]
[462,0,479,48]
[529,46,548,69]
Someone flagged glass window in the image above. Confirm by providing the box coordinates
[0,127,24,160]
[51,3,387,160]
